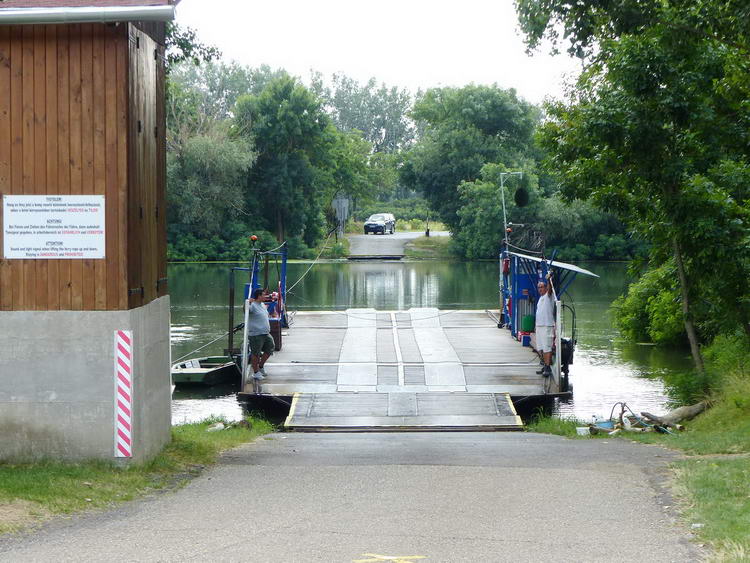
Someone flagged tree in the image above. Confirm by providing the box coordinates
[515,0,750,57]
[528,13,750,371]
[171,62,288,122]
[400,85,539,232]
[167,127,256,253]
[454,164,536,259]
[312,72,416,152]
[234,75,334,242]
[165,23,221,73]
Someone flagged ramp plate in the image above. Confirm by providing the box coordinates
[284,392,523,431]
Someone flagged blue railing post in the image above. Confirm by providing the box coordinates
[280,243,288,328]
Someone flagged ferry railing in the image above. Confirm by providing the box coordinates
[240,298,251,390]
[226,267,251,356]
[554,299,562,393]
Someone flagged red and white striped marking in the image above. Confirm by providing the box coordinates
[114,330,133,458]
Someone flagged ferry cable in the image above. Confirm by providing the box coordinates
[286,229,335,294]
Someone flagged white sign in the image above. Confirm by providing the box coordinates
[2,195,106,259]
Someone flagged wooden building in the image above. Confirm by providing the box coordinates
[0,0,173,311]
[0,1,176,462]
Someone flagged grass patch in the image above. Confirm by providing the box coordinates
[0,416,273,535]
[525,415,581,437]
[317,237,350,259]
[674,457,750,561]
[624,376,750,559]
[524,413,613,439]
[404,235,453,259]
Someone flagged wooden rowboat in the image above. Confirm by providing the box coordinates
[171,356,240,386]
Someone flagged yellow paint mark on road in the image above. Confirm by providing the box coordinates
[353,554,426,563]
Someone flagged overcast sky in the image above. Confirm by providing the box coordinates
[174,0,581,105]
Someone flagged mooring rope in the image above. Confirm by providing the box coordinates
[258,241,287,255]
[172,323,244,364]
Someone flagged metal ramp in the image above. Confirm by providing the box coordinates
[284,392,523,431]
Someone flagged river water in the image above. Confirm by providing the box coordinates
[170,260,692,424]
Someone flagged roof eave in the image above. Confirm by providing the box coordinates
[0,5,176,25]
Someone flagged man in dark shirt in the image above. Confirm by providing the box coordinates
[247,288,274,380]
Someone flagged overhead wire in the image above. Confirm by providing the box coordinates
[286,229,335,293]
[258,241,287,254]
[506,242,543,255]
[286,291,500,323]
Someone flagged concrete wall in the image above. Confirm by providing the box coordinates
[0,296,171,462]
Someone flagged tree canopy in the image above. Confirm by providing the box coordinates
[518,0,750,371]
[165,57,642,265]
[311,72,416,153]
[400,85,539,232]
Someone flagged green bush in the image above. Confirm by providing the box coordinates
[554,244,590,263]
[322,240,349,259]
[167,230,317,261]
[284,236,314,260]
[612,261,685,345]
[645,288,685,345]
[661,369,718,405]
[703,331,750,380]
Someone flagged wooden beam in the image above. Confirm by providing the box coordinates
[0,27,12,311]
[57,24,72,310]
[45,25,60,311]
[68,23,83,310]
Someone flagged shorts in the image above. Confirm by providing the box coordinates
[249,333,275,356]
[536,325,554,353]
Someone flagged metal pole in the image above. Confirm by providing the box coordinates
[227,269,235,355]
[251,251,260,290]
[500,174,508,248]
[499,171,523,250]
[280,243,288,328]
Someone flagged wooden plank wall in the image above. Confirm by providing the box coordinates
[0,24,130,311]
[126,25,165,309]
[155,39,167,300]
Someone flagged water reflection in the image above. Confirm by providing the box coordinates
[170,260,687,423]
[287,261,500,311]
[171,384,243,425]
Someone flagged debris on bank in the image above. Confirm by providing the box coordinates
[581,401,708,436]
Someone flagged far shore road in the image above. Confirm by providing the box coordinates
[347,230,450,257]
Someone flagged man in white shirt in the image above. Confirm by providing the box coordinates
[535,274,556,378]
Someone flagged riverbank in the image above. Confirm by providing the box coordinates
[528,376,750,560]
[403,235,453,259]
[0,416,273,536]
